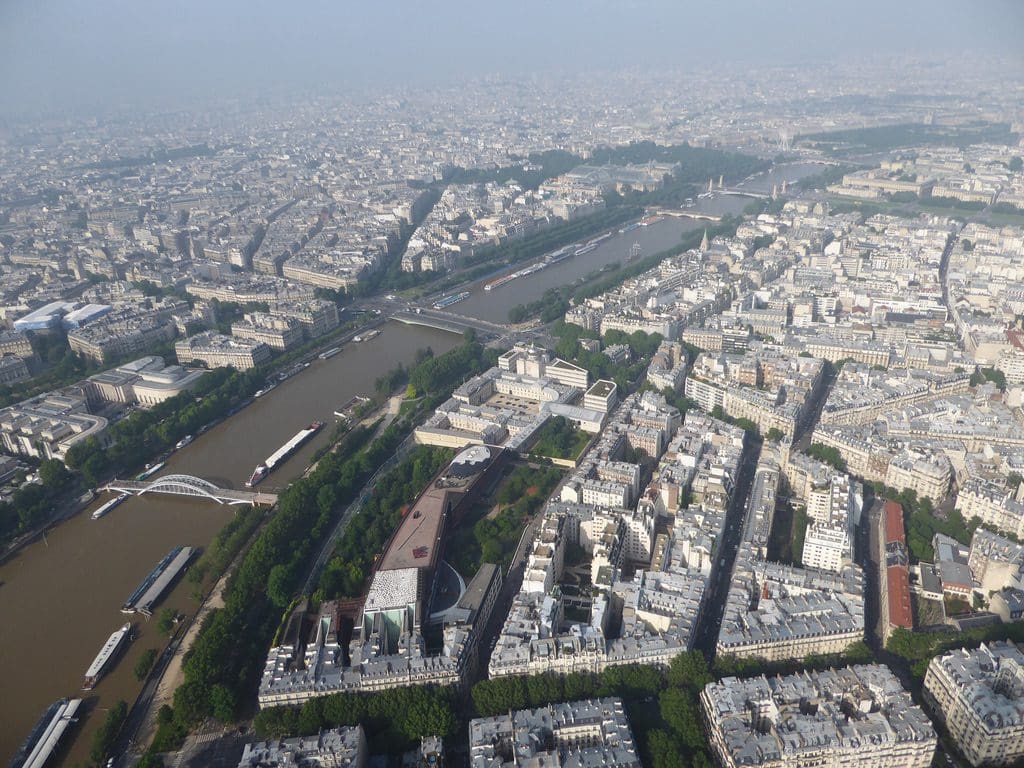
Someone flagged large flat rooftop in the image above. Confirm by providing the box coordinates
[378,444,500,572]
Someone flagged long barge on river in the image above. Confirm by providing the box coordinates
[432,291,469,309]
[135,461,165,481]
[246,421,324,487]
[91,493,129,520]
[121,545,196,616]
[82,622,132,690]
[9,698,82,768]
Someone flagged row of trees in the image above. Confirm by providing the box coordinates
[253,684,457,754]
[154,420,382,748]
[251,644,897,768]
[187,504,264,588]
[253,652,721,768]
[888,622,1024,679]
[713,641,874,680]
[317,445,453,601]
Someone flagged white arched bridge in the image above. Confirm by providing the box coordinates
[102,473,278,506]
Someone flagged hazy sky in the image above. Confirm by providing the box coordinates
[1,0,1021,116]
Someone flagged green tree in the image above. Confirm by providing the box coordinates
[134,648,158,681]
[805,443,847,472]
[316,485,337,515]
[156,608,177,635]
[90,700,128,764]
[39,458,71,488]
[298,697,325,735]
[660,688,705,750]
[267,564,294,608]
[209,683,236,723]
[403,695,455,739]
[1010,156,1023,172]
[668,651,713,691]
[646,729,687,768]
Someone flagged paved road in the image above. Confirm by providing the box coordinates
[793,363,837,452]
[692,435,762,658]
[861,499,884,650]
[110,625,187,766]
[168,721,247,768]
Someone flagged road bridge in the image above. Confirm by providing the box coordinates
[102,474,278,506]
[721,188,770,199]
[393,308,509,338]
[650,208,722,222]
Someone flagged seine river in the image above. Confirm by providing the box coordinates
[0,160,827,765]
[454,162,827,324]
[0,323,458,766]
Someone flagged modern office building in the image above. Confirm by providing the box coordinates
[258,446,507,706]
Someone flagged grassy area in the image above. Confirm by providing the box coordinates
[944,596,972,617]
[528,416,591,461]
[446,499,499,578]
[448,461,565,577]
[798,122,1019,156]
[825,192,1013,223]
[913,593,946,627]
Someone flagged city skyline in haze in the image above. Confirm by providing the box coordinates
[2,0,1023,117]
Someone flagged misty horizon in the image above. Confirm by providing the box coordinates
[2,0,1023,118]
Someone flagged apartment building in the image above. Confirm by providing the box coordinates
[175,331,272,370]
[924,642,1024,767]
[703,665,935,768]
[469,698,640,768]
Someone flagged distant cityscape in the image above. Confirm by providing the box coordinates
[3,48,1024,768]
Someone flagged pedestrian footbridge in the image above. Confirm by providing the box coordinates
[102,474,278,506]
